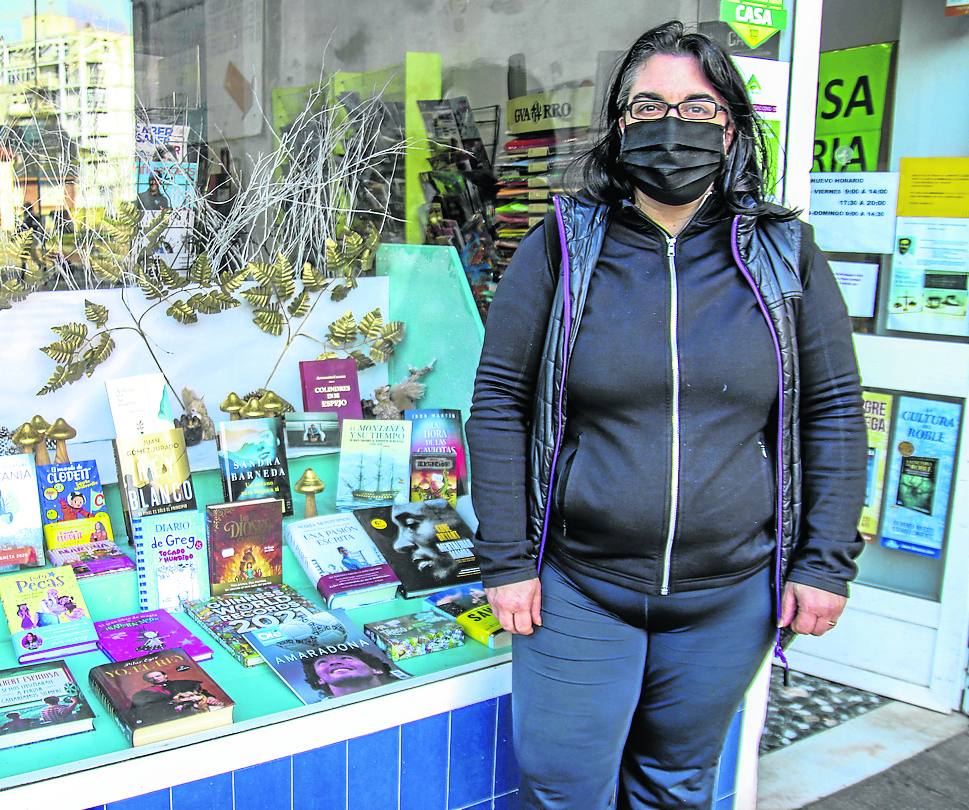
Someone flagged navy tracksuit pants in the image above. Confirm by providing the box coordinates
[512,560,774,809]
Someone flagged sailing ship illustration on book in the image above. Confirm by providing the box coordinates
[336,420,412,511]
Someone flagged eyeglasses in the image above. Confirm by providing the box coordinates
[624,98,728,122]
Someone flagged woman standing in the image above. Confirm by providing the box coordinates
[466,21,866,810]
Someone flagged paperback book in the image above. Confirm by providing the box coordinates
[353,500,481,597]
[0,659,95,749]
[95,610,213,663]
[285,513,399,609]
[45,515,134,579]
[298,358,363,421]
[105,373,174,437]
[404,408,468,496]
[242,608,410,704]
[0,565,98,663]
[206,499,283,596]
[0,454,44,572]
[426,583,510,649]
[283,412,340,454]
[409,454,459,506]
[363,611,465,661]
[859,391,894,540]
[182,584,319,667]
[35,460,105,526]
[88,649,233,747]
[336,420,412,511]
[216,417,293,515]
[135,511,209,613]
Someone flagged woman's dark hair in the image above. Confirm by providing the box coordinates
[572,20,788,217]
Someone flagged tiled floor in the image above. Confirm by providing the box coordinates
[760,666,889,754]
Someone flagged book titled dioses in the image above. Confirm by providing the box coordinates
[206,499,283,596]
[216,417,293,515]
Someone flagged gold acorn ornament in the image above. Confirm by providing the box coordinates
[47,418,77,463]
[294,468,325,518]
[219,392,245,421]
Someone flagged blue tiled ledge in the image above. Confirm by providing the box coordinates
[89,695,741,810]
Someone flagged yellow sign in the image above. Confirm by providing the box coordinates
[897,157,969,218]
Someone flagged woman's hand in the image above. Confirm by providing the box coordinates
[485,578,542,635]
[779,582,846,636]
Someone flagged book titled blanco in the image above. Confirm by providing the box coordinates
[285,513,399,609]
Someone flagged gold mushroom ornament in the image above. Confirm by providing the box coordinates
[294,468,325,518]
[47,418,77,464]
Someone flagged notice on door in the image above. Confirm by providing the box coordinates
[810,172,899,253]
[830,261,879,317]
[897,157,969,218]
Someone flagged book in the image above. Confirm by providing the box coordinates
[45,515,134,579]
[859,391,894,540]
[895,456,938,515]
[0,454,45,572]
[114,427,196,539]
[409,453,459,506]
[105,373,174,437]
[298,358,363,421]
[35,460,105,526]
[216,417,293,515]
[336,420,412,511]
[0,659,95,749]
[182,584,320,667]
[95,610,213,663]
[241,608,410,703]
[353,500,481,597]
[426,583,510,649]
[283,412,341,453]
[88,648,233,747]
[405,408,468,496]
[135,511,209,612]
[206,499,283,596]
[285,513,400,609]
[0,565,98,663]
[363,611,465,661]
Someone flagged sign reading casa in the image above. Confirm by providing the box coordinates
[719,0,788,49]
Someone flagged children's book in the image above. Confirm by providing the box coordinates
[298,358,363,421]
[206,499,283,596]
[0,659,95,749]
[336,420,412,511]
[88,648,233,747]
[105,373,174,437]
[0,454,45,572]
[241,608,410,704]
[114,427,196,539]
[95,610,213,663]
[353,500,481,597]
[135,511,208,613]
[285,513,400,609]
[363,611,465,661]
[216,417,293,515]
[404,409,468,496]
[35,460,105,527]
[182,584,320,667]
[283,412,341,455]
[45,514,134,579]
[0,565,98,663]
[425,583,510,649]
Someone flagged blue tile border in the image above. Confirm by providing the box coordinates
[448,698,498,809]
[400,712,450,810]
[106,788,171,810]
[348,725,400,810]
[172,772,233,810]
[234,756,291,810]
[293,740,348,810]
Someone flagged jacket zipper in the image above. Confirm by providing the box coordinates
[660,234,680,596]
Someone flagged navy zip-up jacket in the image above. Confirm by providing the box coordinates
[466,198,866,596]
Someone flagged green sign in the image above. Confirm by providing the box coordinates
[719,0,788,49]
[814,43,894,172]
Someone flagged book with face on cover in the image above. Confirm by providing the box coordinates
[95,610,213,663]
[0,454,44,572]
[88,648,233,747]
[0,659,95,749]
[35,460,105,527]
[216,417,293,516]
[206,499,283,596]
[336,420,412,511]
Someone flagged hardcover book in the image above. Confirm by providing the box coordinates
[135,511,209,613]
[404,408,468,495]
[95,610,213,663]
[241,608,410,703]
[298,358,363,420]
[105,373,174,437]
[336,420,412,511]
[353,500,481,597]
[0,454,45,572]
[45,515,134,579]
[0,659,95,749]
[35,460,105,526]
[363,610,465,661]
[426,583,510,649]
[283,412,341,454]
[285,513,400,609]
[88,648,233,747]
[0,565,98,663]
[206,499,283,596]
[216,417,293,515]
[114,427,196,539]
[182,584,320,667]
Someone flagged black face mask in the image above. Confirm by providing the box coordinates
[619,117,726,206]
